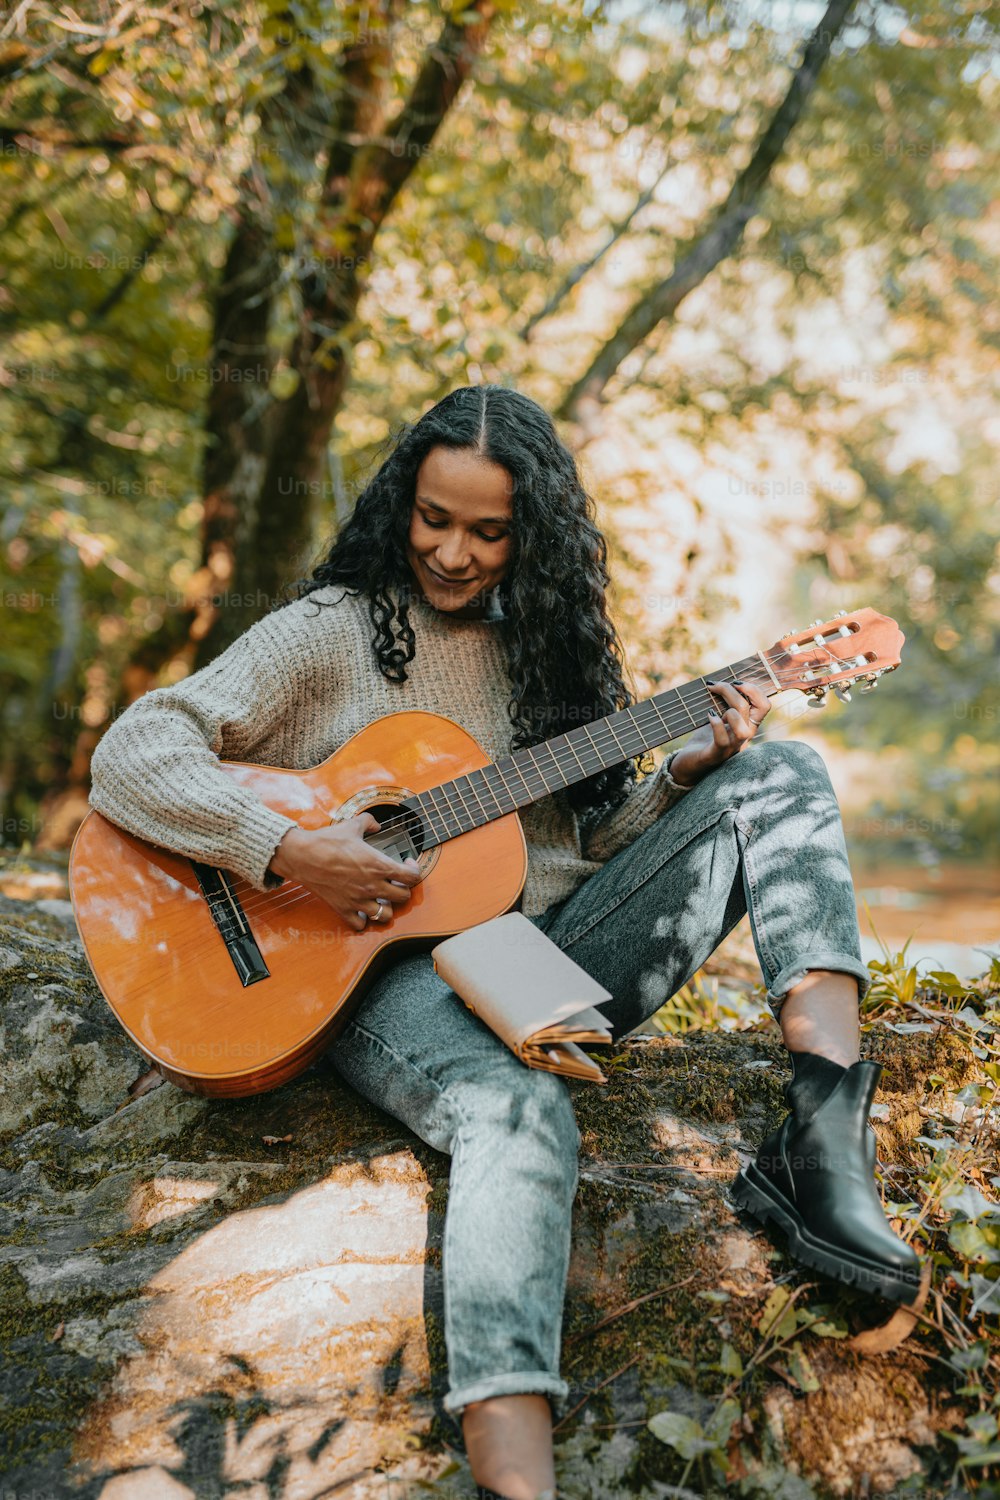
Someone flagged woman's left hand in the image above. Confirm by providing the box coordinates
[668,679,771,788]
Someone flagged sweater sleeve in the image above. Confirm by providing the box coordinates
[87,606,312,890]
[577,752,691,864]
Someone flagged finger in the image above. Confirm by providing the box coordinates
[707,681,757,740]
[371,850,422,884]
[705,680,747,714]
[707,708,733,748]
[377,880,414,904]
[724,713,756,746]
[733,680,770,724]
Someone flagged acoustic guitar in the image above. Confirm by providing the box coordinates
[69,608,903,1097]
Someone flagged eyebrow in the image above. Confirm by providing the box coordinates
[416,495,512,527]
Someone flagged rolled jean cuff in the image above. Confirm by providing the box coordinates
[765,952,872,1018]
[443,1370,570,1419]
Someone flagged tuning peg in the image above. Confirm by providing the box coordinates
[807,692,829,709]
[834,686,852,703]
[858,676,878,692]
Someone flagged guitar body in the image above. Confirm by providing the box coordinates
[70,711,528,1098]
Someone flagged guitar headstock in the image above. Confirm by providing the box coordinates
[763,609,905,704]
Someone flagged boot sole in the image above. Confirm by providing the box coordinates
[731,1161,923,1307]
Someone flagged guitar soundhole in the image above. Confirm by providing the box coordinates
[366,800,425,857]
[336,783,437,877]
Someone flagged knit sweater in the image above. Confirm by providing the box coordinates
[87,585,690,919]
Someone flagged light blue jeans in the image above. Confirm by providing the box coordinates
[325,740,871,1421]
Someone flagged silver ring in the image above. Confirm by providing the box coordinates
[375,899,390,920]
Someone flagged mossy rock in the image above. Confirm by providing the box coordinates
[0,864,970,1498]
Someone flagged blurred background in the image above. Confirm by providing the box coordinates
[1,0,997,976]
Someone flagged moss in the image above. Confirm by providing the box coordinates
[0,1261,129,1469]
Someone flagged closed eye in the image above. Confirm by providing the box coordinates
[421,516,507,543]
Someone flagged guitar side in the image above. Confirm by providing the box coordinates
[70,710,528,1097]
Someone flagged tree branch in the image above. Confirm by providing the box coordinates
[556,0,858,432]
[519,160,674,341]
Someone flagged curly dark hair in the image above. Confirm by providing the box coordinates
[286,383,653,815]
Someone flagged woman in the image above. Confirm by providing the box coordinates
[89,384,921,1500]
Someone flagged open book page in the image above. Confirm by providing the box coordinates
[526,1039,608,1083]
[431,912,614,1083]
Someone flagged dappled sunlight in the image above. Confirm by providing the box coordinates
[77,1153,451,1499]
[128,1176,223,1233]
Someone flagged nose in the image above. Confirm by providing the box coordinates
[435,531,473,575]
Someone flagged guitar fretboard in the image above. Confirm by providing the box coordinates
[411,651,776,848]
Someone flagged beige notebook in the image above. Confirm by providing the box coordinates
[431,912,613,1084]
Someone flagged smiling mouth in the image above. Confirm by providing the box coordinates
[425,563,476,586]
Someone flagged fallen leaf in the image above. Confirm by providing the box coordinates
[262,1134,293,1145]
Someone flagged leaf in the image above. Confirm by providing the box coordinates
[942,1184,1000,1222]
[706,1397,742,1445]
[970,1275,1000,1316]
[719,1342,743,1378]
[805,1314,849,1339]
[958,1445,1000,1470]
[954,1005,991,1032]
[647,1411,717,1458]
[948,1222,1000,1264]
[758,1286,797,1341]
[785,1340,821,1392]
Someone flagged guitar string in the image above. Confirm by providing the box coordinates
[113,640,871,1012]
[126,704,824,997]
[217,671,780,929]
[208,650,853,932]
[223,642,856,923]
[170,647,864,949]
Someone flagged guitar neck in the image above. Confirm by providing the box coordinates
[411,650,779,849]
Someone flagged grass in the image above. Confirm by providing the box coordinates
[645,915,1000,1492]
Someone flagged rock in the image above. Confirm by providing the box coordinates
[0,876,971,1498]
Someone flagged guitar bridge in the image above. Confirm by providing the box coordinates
[192,861,270,987]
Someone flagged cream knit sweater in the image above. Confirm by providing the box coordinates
[87,585,689,919]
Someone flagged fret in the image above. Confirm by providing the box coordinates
[529,741,560,794]
[462,769,495,823]
[578,723,606,777]
[451,776,480,831]
[506,752,538,801]
[562,732,591,778]
[480,764,516,816]
[675,682,700,729]
[602,716,629,760]
[645,696,673,739]
[611,707,648,758]
[415,793,450,846]
[411,647,783,853]
[426,781,464,838]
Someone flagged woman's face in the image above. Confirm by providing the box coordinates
[406,446,514,617]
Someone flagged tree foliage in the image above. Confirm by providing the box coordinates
[0,0,996,861]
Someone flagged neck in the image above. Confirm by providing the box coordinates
[404,649,778,850]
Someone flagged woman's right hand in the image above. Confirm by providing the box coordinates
[268,813,422,932]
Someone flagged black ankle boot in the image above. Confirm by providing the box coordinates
[731,1059,923,1304]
